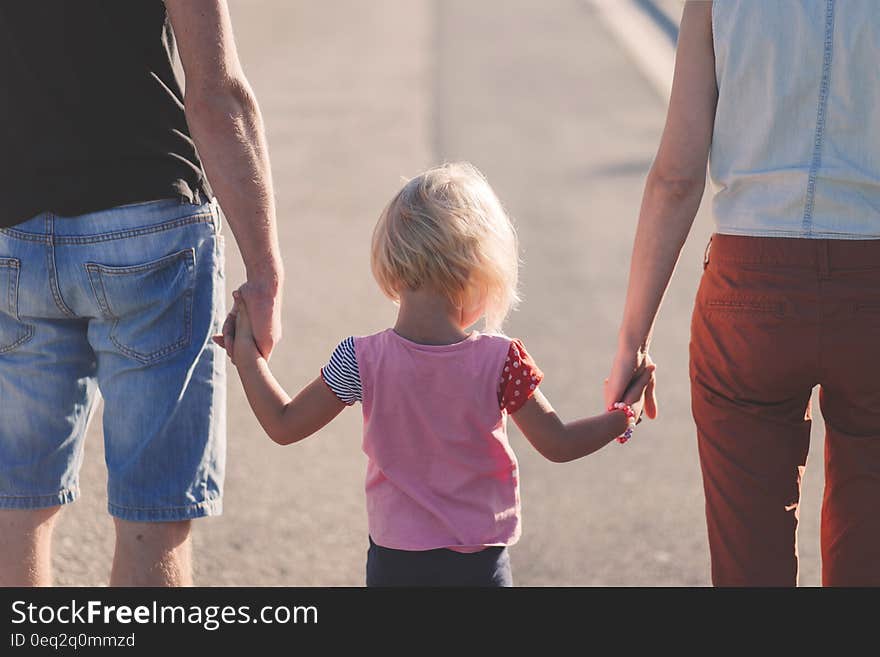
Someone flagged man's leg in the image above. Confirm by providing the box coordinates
[110,519,193,587]
[0,240,97,587]
[78,200,226,587]
[0,508,61,586]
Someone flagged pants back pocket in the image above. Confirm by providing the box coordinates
[0,258,34,353]
[86,249,196,364]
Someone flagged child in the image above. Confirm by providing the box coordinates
[221,162,654,587]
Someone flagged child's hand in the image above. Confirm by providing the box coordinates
[621,358,657,422]
[231,290,260,365]
[212,291,240,356]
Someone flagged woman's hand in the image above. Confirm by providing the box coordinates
[620,359,656,421]
[605,348,658,419]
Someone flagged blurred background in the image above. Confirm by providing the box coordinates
[52,0,829,586]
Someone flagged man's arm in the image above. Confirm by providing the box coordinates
[165,0,284,358]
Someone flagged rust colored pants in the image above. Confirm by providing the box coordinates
[690,234,880,586]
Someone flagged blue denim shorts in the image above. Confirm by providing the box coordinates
[0,198,226,521]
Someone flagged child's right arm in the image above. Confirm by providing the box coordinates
[230,295,346,445]
[511,366,654,463]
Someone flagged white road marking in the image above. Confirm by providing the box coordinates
[589,0,677,102]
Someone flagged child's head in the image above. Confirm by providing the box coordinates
[371,162,520,333]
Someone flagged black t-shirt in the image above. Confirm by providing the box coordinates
[0,1,207,227]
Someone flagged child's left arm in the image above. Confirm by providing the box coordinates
[511,366,654,463]
[229,295,346,445]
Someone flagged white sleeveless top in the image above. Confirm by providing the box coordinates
[710,0,880,239]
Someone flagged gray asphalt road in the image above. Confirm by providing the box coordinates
[52,0,826,586]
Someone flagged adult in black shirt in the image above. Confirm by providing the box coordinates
[0,1,283,587]
[0,3,204,225]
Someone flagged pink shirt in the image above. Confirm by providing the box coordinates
[351,329,532,552]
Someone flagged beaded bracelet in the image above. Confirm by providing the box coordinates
[608,402,638,444]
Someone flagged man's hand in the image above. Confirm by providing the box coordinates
[213,277,281,361]
[235,277,282,359]
[166,0,284,359]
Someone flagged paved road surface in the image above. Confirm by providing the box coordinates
[52,0,826,586]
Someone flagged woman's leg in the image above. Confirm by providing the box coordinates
[818,264,880,586]
[691,379,812,586]
[819,393,880,586]
[690,238,816,586]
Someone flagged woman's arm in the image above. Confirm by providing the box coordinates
[231,298,346,445]
[605,0,717,416]
[513,367,654,463]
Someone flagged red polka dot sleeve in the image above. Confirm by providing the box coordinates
[498,339,544,414]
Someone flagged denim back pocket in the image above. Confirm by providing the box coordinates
[0,258,34,353]
[86,249,196,364]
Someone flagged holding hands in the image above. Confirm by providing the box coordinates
[214,280,281,362]
[605,346,658,423]
[213,288,261,366]
[613,358,656,426]
[216,287,660,454]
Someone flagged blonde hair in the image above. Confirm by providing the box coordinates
[371,162,520,333]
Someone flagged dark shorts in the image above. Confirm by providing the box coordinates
[366,537,513,587]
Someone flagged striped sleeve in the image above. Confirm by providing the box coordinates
[320,337,362,405]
